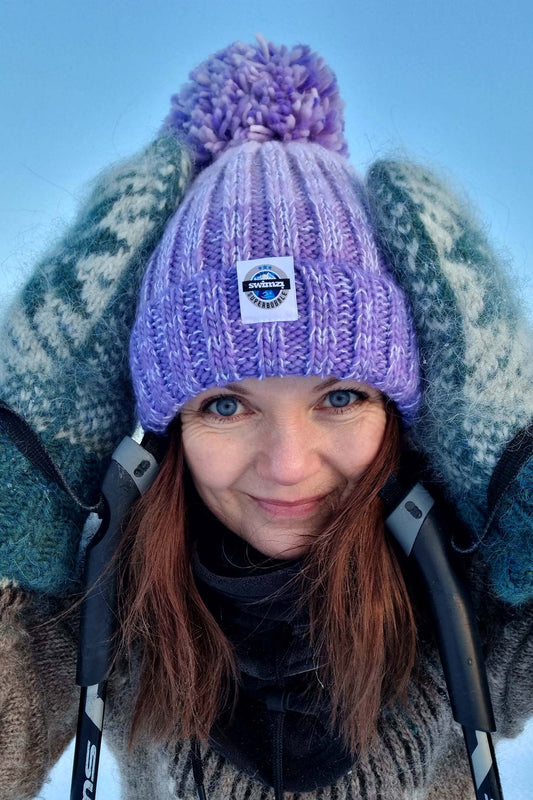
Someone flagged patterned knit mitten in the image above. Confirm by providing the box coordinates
[0,136,192,596]
[366,160,533,604]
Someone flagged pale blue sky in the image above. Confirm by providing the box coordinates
[1,1,532,798]
[1,0,532,312]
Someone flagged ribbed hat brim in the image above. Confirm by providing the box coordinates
[130,259,420,432]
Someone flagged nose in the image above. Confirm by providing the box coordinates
[255,419,323,486]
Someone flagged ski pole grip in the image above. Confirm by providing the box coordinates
[76,436,161,686]
[381,479,496,732]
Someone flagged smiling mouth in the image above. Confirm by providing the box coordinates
[251,494,329,519]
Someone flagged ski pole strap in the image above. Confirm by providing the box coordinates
[484,421,533,538]
[451,420,533,554]
[0,399,105,516]
[190,739,208,800]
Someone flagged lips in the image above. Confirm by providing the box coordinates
[251,494,329,519]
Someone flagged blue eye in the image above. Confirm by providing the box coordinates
[327,390,355,408]
[323,389,368,409]
[208,396,240,416]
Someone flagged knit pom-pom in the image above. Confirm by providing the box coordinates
[162,34,348,166]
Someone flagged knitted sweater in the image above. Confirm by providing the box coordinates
[1,547,532,800]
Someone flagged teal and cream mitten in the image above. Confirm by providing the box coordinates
[0,136,192,596]
[367,160,533,605]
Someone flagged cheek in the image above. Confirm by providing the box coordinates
[182,432,247,491]
[336,413,387,478]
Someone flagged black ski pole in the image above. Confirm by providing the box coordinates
[380,477,504,800]
[70,424,167,800]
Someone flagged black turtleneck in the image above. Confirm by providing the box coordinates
[188,497,354,793]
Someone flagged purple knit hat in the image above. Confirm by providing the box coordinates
[130,37,421,433]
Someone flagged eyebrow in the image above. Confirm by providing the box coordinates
[312,377,342,392]
[222,377,347,396]
[223,382,251,395]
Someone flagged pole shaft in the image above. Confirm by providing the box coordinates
[70,683,106,800]
[463,727,504,800]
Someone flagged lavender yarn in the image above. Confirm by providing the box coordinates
[131,40,421,432]
[162,35,348,166]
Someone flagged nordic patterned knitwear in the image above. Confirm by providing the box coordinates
[2,558,533,800]
[366,160,533,605]
[0,137,193,595]
[130,38,421,432]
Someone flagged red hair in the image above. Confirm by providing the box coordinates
[118,404,416,754]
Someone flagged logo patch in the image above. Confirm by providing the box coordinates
[237,256,298,324]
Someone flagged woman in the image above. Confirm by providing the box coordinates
[1,37,532,800]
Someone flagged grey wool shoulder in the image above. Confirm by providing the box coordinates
[0,562,532,800]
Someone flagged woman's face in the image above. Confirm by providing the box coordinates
[181,376,387,559]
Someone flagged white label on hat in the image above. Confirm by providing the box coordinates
[236,256,299,324]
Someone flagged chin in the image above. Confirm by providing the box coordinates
[246,534,311,561]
